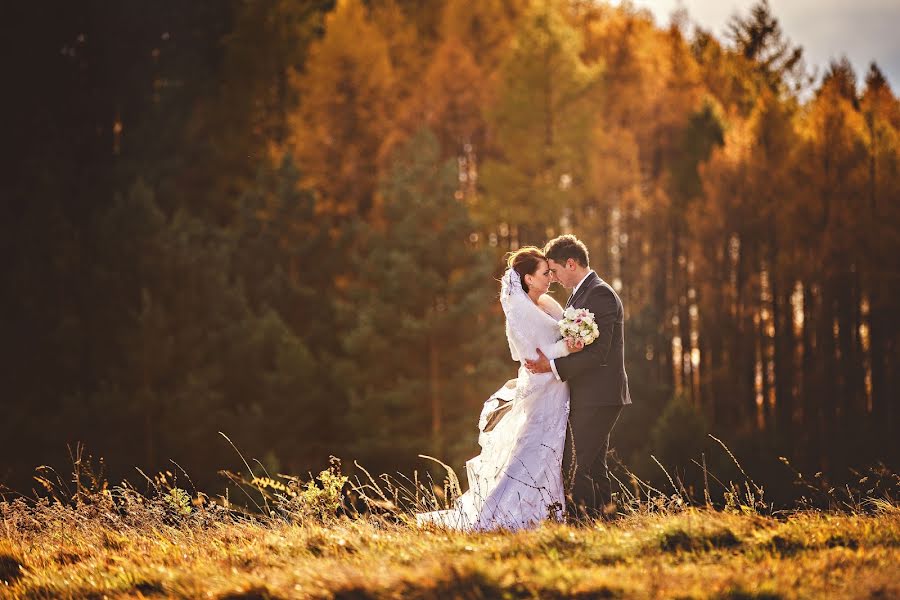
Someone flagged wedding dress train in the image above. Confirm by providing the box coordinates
[416,269,571,531]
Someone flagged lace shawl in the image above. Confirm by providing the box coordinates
[500,269,569,362]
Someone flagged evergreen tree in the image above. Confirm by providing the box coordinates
[287,0,396,217]
[59,180,329,486]
[800,61,869,455]
[860,64,900,450]
[339,129,506,471]
[409,36,488,157]
[726,0,807,96]
[182,0,334,221]
[440,0,529,73]
[230,156,343,472]
[480,0,600,246]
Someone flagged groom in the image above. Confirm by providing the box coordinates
[525,234,631,519]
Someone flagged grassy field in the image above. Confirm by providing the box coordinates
[2,492,898,599]
[1,449,898,599]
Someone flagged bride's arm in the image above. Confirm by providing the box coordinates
[504,294,556,362]
[504,292,573,361]
[538,294,564,320]
[541,338,571,360]
[538,294,570,360]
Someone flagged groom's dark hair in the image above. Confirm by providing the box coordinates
[544,234,589,268]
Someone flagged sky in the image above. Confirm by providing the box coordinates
[623,0,900,92]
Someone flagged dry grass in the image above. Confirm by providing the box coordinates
[2,493,898,599]
[2,446,898,599]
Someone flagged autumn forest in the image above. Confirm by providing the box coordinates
[2,0,898,503]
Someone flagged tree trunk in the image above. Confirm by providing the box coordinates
[817,283,838,472]
[836,272,855,453]
[429,338,442,457]
[655,232,672,389]
[769,231,792,445]
[736,237,757,426]
[801,281,818,466]
[774,283,794,445]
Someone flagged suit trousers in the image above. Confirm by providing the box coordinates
[562,404,623,517]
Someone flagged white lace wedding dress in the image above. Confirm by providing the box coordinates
[416,269,571,531]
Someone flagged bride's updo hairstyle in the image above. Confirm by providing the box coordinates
[506,246,547,293]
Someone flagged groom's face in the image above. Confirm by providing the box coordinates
[548,258,576,289]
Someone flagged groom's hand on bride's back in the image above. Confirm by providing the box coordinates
[525,349,551,373]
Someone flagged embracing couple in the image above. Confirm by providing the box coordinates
[417,234,631,531]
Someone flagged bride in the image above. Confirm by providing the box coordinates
[416,247,581,531]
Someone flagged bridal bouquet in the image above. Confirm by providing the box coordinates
[559,306,599,349]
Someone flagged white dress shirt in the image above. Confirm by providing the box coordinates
[550,270,594,381]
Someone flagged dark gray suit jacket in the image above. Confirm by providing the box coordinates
[554,272,631,407]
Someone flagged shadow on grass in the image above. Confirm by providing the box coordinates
[715,589,783,600]
[659,528,742,552]
[312,568,623,599]
[218,587,286,600]
[766,532,861,556]
[395,567,621,599]
[0,551,24,585]
[825,534,860,549]
[134,580,165,596]
[767,534,806,556]
[21,580,165,600]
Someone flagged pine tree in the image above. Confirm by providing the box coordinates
[181,0,333,221]
[230,156,344,471]
[287,0,396,217]
[480,0,600,246]
[726,0,807,95]
[339,129,506,471]
[440,0,529,73]
[859,64,900,458]
[75,180,330,485]
[411,36,488,157]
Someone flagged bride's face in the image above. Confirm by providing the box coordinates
[526,259,552,295]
